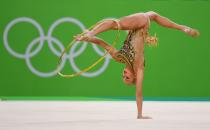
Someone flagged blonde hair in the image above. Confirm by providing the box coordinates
[145,33,158,47]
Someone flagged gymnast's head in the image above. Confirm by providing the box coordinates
[122,66,135,85]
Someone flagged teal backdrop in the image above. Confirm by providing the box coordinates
[0,0,210,100]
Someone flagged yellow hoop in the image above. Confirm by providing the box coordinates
[57,19,121,78]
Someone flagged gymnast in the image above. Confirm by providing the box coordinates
[74,11,199,119]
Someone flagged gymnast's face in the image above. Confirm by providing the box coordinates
[122,67,135,85]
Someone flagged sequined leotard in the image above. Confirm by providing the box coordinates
[115,29,145,74]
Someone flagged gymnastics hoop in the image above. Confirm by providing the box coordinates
[57,19,121,78]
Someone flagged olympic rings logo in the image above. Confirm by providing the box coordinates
[3,17,112,78]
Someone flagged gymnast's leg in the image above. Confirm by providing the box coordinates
[75,20,118,41]
[146,11,199,37]
[88,20,120,35]
[76,14,148,40]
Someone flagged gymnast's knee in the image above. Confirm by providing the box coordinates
[146,11,159,20]
[102,19,119,30]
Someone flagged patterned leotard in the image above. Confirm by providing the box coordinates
[115,29,145,74]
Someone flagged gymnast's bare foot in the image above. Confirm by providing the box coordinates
[74,34,96,42]
[183,27,200,37]
[74,35,90,41]
[74,30,95,41]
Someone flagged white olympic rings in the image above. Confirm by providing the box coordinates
[3,17,112,77]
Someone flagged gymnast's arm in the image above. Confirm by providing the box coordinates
[75,36,120,61]
[136,67,152,119]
